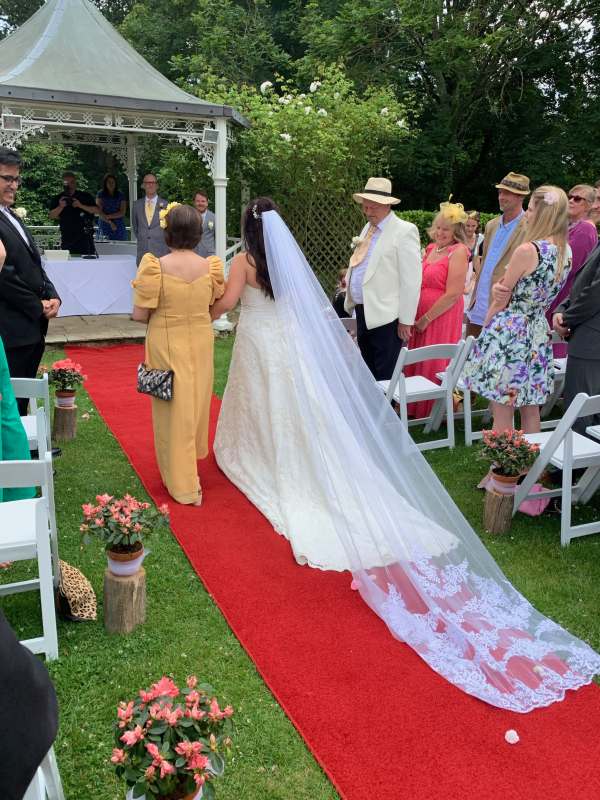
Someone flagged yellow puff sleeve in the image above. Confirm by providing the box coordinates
[208,255,225,305]
[131,253,161,309]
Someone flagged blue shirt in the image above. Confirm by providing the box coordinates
[468,211,524,325]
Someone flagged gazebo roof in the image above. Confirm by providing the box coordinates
[0,0,247,125]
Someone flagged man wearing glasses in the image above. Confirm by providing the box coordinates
[131,174,169,264]
[0,147,61,413]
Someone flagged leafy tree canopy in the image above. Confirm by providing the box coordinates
[3,0,599,211]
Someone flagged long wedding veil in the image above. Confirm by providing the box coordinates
[262,209,600,712]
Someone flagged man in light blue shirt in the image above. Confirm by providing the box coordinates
[466,172,530,337]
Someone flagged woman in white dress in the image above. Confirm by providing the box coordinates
[210,197,600,713]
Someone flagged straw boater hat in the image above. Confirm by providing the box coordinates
[353,177,401,205]
[494,172,531,196]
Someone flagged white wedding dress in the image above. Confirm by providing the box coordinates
[213,211,600,712]
[214,284,458,570]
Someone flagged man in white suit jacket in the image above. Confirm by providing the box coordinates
[345,177,422,380]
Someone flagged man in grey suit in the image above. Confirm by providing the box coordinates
[193,190,216,257]
[553,244,600,434]
[131,174,169,264]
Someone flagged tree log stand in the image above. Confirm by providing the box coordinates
[103,567,146,634]
[53,405,77,441]
[483,489,514,534]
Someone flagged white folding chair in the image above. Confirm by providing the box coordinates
[513,393,600,546]
[0,410,59,659]
[587,425,600,442]
[24,747,66,800]
[428,336,493,446]
[540,332,568,423]
[11,374,52,453]
[378,340,467,451]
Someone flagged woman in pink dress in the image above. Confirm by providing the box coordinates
[406,201,469,418]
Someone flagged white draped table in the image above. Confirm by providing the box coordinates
[43,255,137,317]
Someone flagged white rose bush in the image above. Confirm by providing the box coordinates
[198,65,411,202]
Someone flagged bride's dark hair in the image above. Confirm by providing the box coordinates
[242,196,280,299]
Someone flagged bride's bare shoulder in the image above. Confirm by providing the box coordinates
[232,251,257,271]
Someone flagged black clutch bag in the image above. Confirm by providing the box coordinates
[137,362,174,401]
[136,258,174,401]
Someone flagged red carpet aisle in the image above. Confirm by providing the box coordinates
[69,343,600,800]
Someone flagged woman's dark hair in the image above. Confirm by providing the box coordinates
[0,147,21,168]
[242,196,280,299]
[164,204,203,250]
[102,173,119,196]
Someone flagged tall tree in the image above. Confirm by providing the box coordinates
[120,0,288,84]
[299,0,598,206]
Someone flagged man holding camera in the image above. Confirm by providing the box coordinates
[48,171,99,255]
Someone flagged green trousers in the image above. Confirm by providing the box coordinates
[0,337,36,502]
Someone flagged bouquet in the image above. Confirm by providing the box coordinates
[46,358,86,392]
[478,429,539,477]
[80,494,169,553]
[111,675,234,800]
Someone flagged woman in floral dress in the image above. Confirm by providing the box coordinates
[463,185,571,433]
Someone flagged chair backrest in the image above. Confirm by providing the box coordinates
[386,340,466,401]
[10,374,50,402]
[444,336,474,386]
[11,375,51,449]
[0,409,58,578]
[402,341,464,367]
[533,393,600,464]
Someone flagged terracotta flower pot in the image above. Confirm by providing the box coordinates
[107,543,145,577]
[490,469,520,486]
[126,786,202,800]
[55,390,76,408]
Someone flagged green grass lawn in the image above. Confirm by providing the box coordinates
[2,336,600,799]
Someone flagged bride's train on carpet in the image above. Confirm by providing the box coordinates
[214,211,600,712]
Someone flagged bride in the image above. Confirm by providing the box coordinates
[210,196,600,712]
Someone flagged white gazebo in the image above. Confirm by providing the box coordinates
[0,0,248,266]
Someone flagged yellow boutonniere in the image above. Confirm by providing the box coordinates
[159,201,181,230]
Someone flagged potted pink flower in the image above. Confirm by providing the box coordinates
[478,430,540,534]
[47,358,86,408]
[80,494,170,576]
[478,429,540,485]
[111,675,234,800]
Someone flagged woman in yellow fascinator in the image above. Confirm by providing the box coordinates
[404,198,470,418]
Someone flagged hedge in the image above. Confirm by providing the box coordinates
[396,210,496,246]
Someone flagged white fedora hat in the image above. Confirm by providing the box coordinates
[353,177,400,205]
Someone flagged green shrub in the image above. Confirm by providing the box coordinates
[397,210,497,246]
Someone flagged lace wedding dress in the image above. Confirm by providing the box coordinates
[214,211,600,712]
[214,284,458,570]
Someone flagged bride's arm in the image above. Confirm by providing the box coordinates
[210,253,247,319]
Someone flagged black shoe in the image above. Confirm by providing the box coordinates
[51,447,62,459]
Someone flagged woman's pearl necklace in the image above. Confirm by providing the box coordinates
[434,244,449,254]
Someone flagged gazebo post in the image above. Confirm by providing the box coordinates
[126,134,138,242]
[212,118,234,333]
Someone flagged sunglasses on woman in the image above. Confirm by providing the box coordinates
[568,194,587,203]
